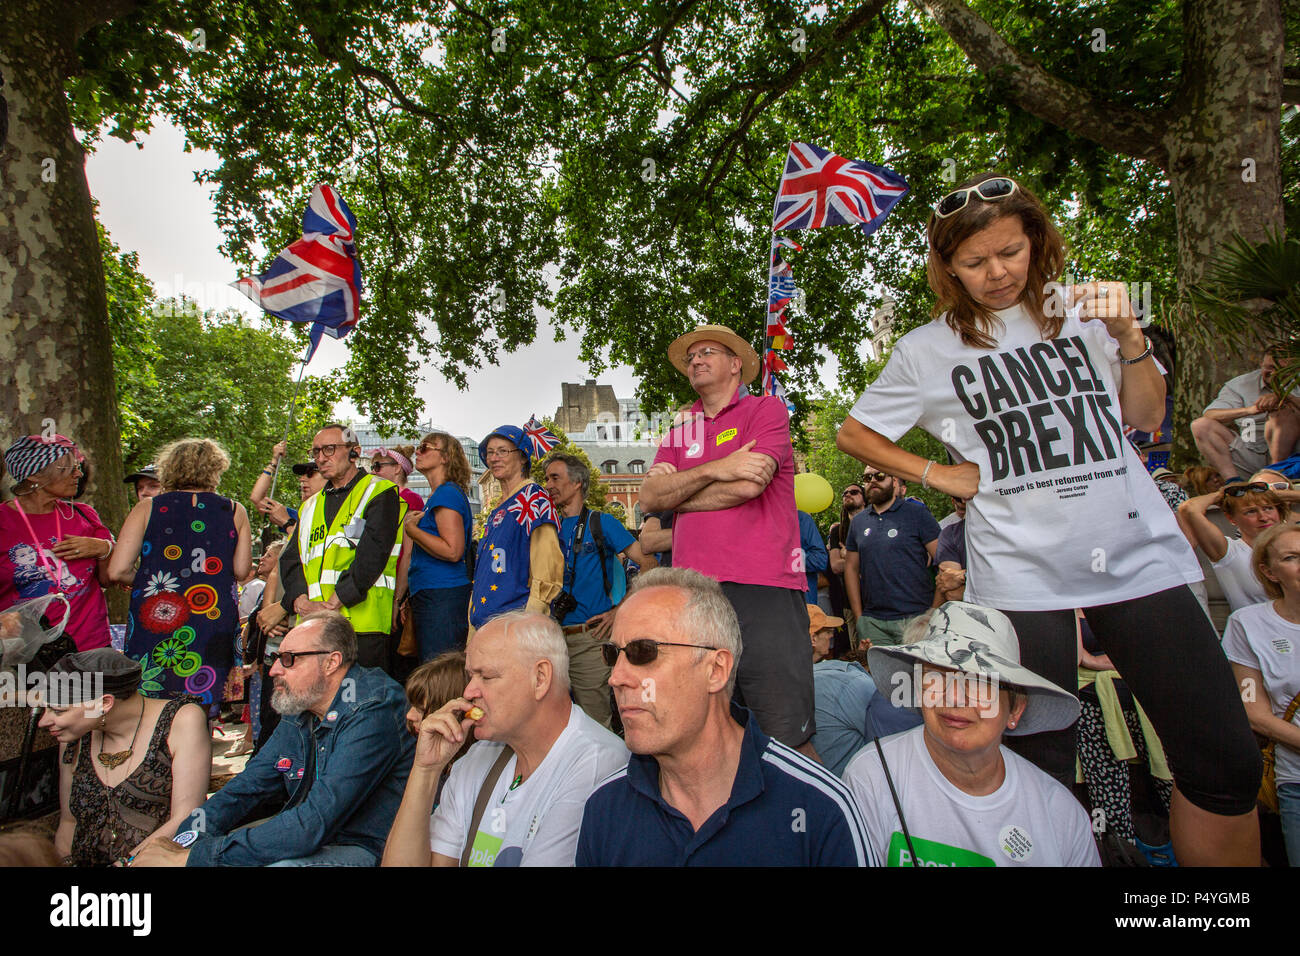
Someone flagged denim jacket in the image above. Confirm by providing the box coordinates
[180,664,413,866]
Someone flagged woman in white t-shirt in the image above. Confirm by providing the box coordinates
[1181,482,1288,612]
[842,601,1099,866]
[837,173,1261,865]
[1222,523,1300,865]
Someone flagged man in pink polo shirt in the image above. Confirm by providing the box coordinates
[640,324,817,756]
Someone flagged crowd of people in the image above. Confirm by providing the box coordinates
[1,172,1297,868]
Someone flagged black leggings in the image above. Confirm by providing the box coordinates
[999,585,1262,817]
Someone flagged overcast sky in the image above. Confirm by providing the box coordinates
[84,121,649,440]
[85,121,844,441]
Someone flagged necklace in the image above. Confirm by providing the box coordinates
[97,700,146,770]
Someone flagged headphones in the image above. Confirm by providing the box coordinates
[348,448,360,460]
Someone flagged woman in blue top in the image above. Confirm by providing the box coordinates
[403,432,475,660]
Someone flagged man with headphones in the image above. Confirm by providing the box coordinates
[276,424,406,674]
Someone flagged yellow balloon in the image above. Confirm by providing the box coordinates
[793,473,834,514]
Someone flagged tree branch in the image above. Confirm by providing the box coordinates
[912,0,1167,166]
[669,0,890,226]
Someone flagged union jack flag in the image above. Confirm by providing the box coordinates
[233,183,363,361]
[508,487,554,529]
[523,415,559,457]
[772,142,909,235]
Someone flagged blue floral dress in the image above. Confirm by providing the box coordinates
[125,492,239,709]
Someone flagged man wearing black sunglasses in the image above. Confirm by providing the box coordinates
[576,568,874,866]
[142,613,413,868]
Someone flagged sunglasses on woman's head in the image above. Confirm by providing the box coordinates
[599,639,718,667]
[1223,482,1269,497]
[935,178,1018,219]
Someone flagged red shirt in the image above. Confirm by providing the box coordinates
[652,390,803,590]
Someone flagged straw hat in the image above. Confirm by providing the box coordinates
[667,324,761,385]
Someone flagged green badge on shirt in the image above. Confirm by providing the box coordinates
[466,829,503,867]
[888,832,996,867]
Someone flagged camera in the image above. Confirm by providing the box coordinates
[551,591,578,623]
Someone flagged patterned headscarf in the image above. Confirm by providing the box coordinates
[368,447,413,476]
[4,434,83,484]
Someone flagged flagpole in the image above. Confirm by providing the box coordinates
[268,343,313,502]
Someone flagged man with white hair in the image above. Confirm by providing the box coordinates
[576,568,875,866]
[382,610,627,866]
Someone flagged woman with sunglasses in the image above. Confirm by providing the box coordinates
[837,172,1261,865]
[1180,480,1291,613]
[1,434,114,651]
[367,446,425,516]
[400,433,475,660]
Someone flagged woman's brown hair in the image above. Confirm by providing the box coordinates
[420,432,472,495]
[1183,465,1222,496]
[1220,487,1290,522]
[155,438,231,492]
[926,173,1068,349]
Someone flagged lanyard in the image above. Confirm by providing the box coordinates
[562,508,591,592]
[8,499,66,588]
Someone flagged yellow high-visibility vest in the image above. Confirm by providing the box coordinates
[298,474,406,633]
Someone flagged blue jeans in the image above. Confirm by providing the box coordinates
[412,585,471,662]
[1280,781,1300,867]
[267,844,378,867]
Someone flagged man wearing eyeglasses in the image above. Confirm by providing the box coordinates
[640,324,816,756]
[844,470,940,647]
[576,568,873,866]
[136,612,413,867]
[276,424,405,675]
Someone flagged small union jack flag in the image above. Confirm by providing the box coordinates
[508,487,554,529]
[523,415,559,457]
[233,183,363,362]
[772,142,908,235]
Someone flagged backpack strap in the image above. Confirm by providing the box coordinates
[874,736,917,867]
[461,745,515,867]
[588,509,612,602]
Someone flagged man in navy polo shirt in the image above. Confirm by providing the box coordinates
[844,470,940,648]
[544,452,652,727]
[576,567,874,866]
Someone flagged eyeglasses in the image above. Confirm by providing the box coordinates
[371,460,398,470]
[416,441,439,455]
[484,448,518,460]
[265,649,333,668]
[1223,482,1270,498]
[684,346,735,364]
[863,472,890,483]
[600,639,719,667]
[310,444,346,459]
[935,178,1018,219]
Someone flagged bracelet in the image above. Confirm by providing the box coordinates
[920,460,935,489]
[262,468,275,477]
[101,539,114,559]
[1118,335,1153,366]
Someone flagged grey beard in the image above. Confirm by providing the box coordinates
[271,675,326,716]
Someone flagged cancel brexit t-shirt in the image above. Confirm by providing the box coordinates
[848,304,1201,611]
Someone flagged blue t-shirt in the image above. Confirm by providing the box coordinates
[798,510,829,595]
[408,483,474,592]
[846,498,940,620]
[471,482,558,629]
[935,518,966,569]
[812,660,875,777]
[558,511,635,625]
[576,704,875,866]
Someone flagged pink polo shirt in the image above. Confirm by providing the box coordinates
[652,389,803,590]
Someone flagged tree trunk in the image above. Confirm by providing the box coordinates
[1163,0,1284,466]
[0,2,127,595]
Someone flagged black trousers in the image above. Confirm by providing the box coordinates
[1000,585,1261,817]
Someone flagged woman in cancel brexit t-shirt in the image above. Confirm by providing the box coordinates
[835,173,1261,866]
